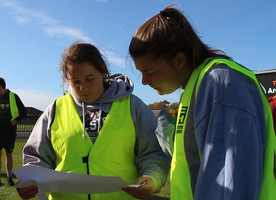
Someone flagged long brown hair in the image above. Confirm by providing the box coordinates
[129,5,231,70]
[60,41,110,81]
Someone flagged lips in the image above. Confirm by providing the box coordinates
[81,93,90,97]
[149,84,156,90]
[152,86,160,91]
[80,94,91,99]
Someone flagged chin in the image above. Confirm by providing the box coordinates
[157,90,167,95]
[157,88,177,95]
[79,97,94,104]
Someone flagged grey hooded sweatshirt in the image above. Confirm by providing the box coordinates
[23,73,170,192]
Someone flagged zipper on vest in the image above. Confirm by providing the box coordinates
[82,155,91,200]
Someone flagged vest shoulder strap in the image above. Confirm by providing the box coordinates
[9,91,19,120]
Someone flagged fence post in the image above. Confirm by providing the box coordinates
[16,116,39,139]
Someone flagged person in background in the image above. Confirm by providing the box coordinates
[129,5,276,200]
[0,77,26,186]
[16,41,170,200]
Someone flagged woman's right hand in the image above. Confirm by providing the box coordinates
[16,184,38,199]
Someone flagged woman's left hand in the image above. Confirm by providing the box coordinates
[122,176,154,199]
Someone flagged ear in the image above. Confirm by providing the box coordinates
[174,52,186,68]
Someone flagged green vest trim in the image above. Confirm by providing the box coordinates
[170,60,207,200]
[50,94,139,200]
[9,92,19,121]
[171,58,276,200]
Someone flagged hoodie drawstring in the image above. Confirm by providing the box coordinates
[82,102,86,138]
[97,104,102,133]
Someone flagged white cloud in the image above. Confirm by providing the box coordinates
[0,0,125,69]
[14,16,29,25]
[105,50,126,67]
[13,89,60,111]
[0,0,58,25]
[0,0,90,42]
[42,26,93,43]
[113,23,124,32]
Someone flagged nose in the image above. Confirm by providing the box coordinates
[79,82,87,91]
[142,74,151,85]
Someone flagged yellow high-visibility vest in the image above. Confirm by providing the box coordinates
[9,92,19,121]
[50,94,139,200]
[171,58,276,200]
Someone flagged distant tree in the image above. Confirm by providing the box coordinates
[148,100,178,110]
[162,100,170,107]
[162,102,178,118]
[148,101,179,119]
[148,102,164,110]
[169,102,179,109]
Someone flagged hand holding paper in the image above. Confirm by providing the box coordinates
[16,181,38,200]
[13,165,129,200]
[122,175,155,199]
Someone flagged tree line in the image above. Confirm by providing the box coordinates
[148,100,179,118]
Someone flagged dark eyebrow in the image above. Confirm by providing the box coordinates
[139,67,153,72]
[141,68,156,73]
[85,74,95,78]
[69,74,95,81]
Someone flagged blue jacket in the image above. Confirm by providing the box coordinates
[195,63,265,199]
[157,62,266,199]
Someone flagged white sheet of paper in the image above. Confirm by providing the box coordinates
[13,165,129,200]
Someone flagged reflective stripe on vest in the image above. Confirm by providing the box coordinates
[50,94,139,200]
[9,92,19,121]
[171,58,276,200]
[171,60,207,200]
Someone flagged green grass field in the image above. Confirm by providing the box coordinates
[0,139,170,200]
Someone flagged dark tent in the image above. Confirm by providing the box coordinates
[255,69,276,99]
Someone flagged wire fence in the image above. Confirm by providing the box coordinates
[16,116,40,139]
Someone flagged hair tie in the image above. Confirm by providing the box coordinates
[159,10,170,20]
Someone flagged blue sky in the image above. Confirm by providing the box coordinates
[0,0,275,111]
